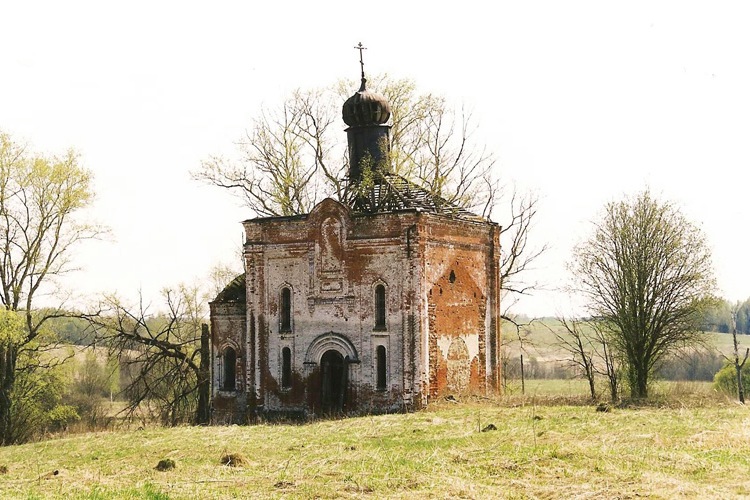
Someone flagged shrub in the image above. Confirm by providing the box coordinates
[47,405,80,432]
[713,362,750,396]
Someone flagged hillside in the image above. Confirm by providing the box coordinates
[1,396,749,499]
[502,318,739,378]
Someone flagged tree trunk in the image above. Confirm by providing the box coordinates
[0,345,17,446]
[735,362,745,404]
[731,319,747,404]
[600,337,618,402]
[608,374,618,403]
[636,370,648,398]
[585,361,596,400]
[629,362,649,399]
[196,323,211,424]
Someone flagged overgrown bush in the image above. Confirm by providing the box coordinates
[5,356,70,444]
[713,362,750,396]
[47,405,81,432]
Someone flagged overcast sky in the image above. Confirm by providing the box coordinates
[1,1,749,316]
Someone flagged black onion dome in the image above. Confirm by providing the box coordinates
[342,79,391,127]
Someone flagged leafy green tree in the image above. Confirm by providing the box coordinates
[47,404,80,433]
[0,132,103,445]
[572,190,716,398]
[3,326,72,442]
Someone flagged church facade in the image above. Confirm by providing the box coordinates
[209,65,502,422]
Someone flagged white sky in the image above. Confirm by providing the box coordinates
[1,1,749,316]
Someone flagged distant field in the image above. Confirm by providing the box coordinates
[502,317,740,365]
[1,394,749,499]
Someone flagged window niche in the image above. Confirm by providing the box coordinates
[280,286,292,332]
[374,283,386,331]
[281,346,292,389]
[222,347,237,391]
[375,345,387,391]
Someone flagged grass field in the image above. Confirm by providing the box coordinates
[502,317,742,358]
[0,322,743,498]
[1,389,749,499]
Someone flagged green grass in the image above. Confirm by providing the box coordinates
[1,321,742,498]
[1,394,749,499]
[505,378,718,399]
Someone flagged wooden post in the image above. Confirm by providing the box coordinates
[196,323,211,424]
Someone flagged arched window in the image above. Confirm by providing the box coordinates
[376,345,387,390]
[280,287,292,332]
[374,284,386,330]
[222,347,236,391]
[281,347,292,389]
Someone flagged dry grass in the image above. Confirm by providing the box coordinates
[219,452,248,467]
[1,393,749,499]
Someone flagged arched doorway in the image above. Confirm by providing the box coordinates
[320,350,347,414]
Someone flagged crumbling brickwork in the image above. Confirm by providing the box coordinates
[210,199,501,422]
[208,68,501,423]
[421,215,500,400]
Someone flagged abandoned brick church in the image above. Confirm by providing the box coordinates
[209,59,502,422]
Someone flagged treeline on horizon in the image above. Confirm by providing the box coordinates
[510,298,750,336]
[50,298,750,349]
[701,298,750,334]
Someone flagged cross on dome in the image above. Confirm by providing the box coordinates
[355,42,367,91]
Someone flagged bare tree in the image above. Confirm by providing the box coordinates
[550,316,621,401]
[195,88,338,217]
[499,190,546,305]
[84,285,210,425]
[549,317,598,399]
[572,190,715,398]
[195,77,503,215]
[0,132,104,445]
[499,321,536,394]
[392,95,498,216]
[724,304,748,404]
[590,319,620,402]
[194,76,545,305]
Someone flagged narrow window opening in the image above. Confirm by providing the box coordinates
[280,287,292,332]
[374,284,386,330]
[449,270,456,283]
[222,347,236,391]
[281,347,292,389]
[376,345,387,390]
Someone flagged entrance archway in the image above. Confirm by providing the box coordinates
[320,350,347,414]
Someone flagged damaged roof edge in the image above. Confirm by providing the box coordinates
[211,273,246,303]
